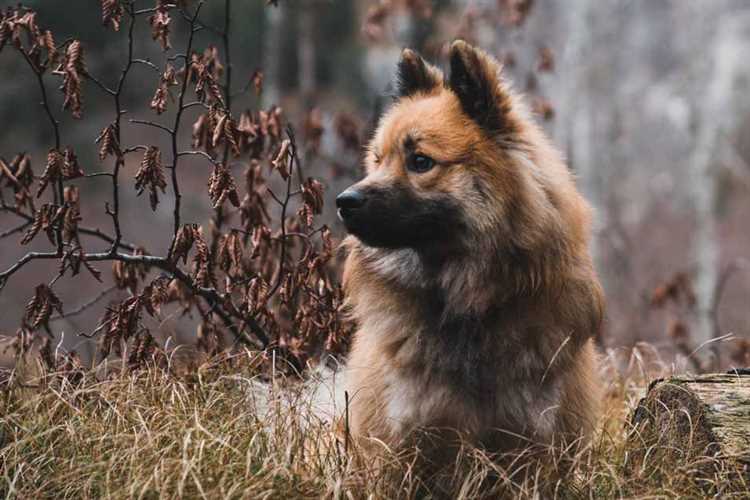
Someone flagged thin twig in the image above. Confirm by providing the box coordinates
[268,126,301,298]
[177,150,221,167]
[107,1,139,255]
[167,1,205,260]
[1,202,137,252]
[0,221,31,240]
[50,285,118,322]
[129,119,174,135]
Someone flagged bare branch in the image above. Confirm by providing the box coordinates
[129,119,174,135]
[50,285,118,322]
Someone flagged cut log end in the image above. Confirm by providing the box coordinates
[627,373,750,481]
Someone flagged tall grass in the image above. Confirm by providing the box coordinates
[0,349,747,499]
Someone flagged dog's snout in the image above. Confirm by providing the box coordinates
[336,189,366,210]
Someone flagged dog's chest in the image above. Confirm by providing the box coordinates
[381,320,562,439]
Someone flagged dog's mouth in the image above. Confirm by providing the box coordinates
[336,207,350,223]
[336,185,466,250]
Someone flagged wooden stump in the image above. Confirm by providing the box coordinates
[628,372,750,482]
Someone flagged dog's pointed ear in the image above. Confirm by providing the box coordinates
[448,40,514,134]
[396,48,442,98]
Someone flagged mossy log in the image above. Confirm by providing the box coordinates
[627,372,750,480]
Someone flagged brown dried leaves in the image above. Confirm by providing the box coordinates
[217,230,243,273]
[150,64,178,115]
[208,163,240,209]
[101,0,123,31]
[21,203,61,245]
[134,147,167,211]
[149,3,171,51]
[0,7,58,70]
[96,124,122,162]
[189,49,224,106]
[0,153,34,211]
[54,40,85,118]
[299,178,324,227]
[23,284,63,330]
[271,139,292,180]
[62,185,81,244]
[170,225,213,286]
[35,147,85,201]
[171,223,199,264]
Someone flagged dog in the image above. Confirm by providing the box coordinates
[337,40,604,461]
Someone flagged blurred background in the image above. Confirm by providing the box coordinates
[1,0,749,372]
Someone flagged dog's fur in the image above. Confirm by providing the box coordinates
[339,41,604,456]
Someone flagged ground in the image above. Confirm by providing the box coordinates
[0,349,748,499]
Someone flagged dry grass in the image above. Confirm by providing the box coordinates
[0,349,748,499]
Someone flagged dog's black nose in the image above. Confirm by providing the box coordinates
[336,189,366,210]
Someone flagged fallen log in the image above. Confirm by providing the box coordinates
[627,372,750,483]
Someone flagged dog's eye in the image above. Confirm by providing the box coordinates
[406,154,435,173]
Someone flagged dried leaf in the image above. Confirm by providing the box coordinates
[134,147,167,211]
[101,0,123,31]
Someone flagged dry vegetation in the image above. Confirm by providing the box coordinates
[2,1,750,498]
[0,350,748,499]
[0,1,350,374]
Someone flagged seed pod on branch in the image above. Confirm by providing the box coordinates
[21,203,59,246]
[210,112,240,157]
[149,4,171,51]
[62,147,84,179]
[170,223,198,264]
[0,12,11,54]
[191,113,211,152]
[97,296,143,359]
[35,29,58,69]
[23,284,63,331]
[259,105,283,146]
[298,178,324,227]
[207,163,240,209]
[201,45,224,81]
[217,230,244,273]
[36,148,64,198]
[191,53,225,107]
[192,226,212,287]
[249,225,272,260]
[62,185,81,244]
[244,276,270,316]
[150,63,178,115]
[101,0,123,31]
[96,124,122,162]
[271,139,291,180]
[134,147,167,211]
[54,40,85,118]
[141,276,169,317]
[237,111,265,158]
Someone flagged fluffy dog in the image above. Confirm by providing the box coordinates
[337,41,603,458]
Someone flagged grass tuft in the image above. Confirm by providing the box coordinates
[1,350,748,499]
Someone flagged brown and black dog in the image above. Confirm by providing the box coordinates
[337,41,603,461]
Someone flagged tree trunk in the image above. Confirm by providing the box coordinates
[628,373,750,480]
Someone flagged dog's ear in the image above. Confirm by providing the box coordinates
[448,40,514,134]
[396,48,442,97]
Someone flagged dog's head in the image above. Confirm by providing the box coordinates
[337,41,535,258]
